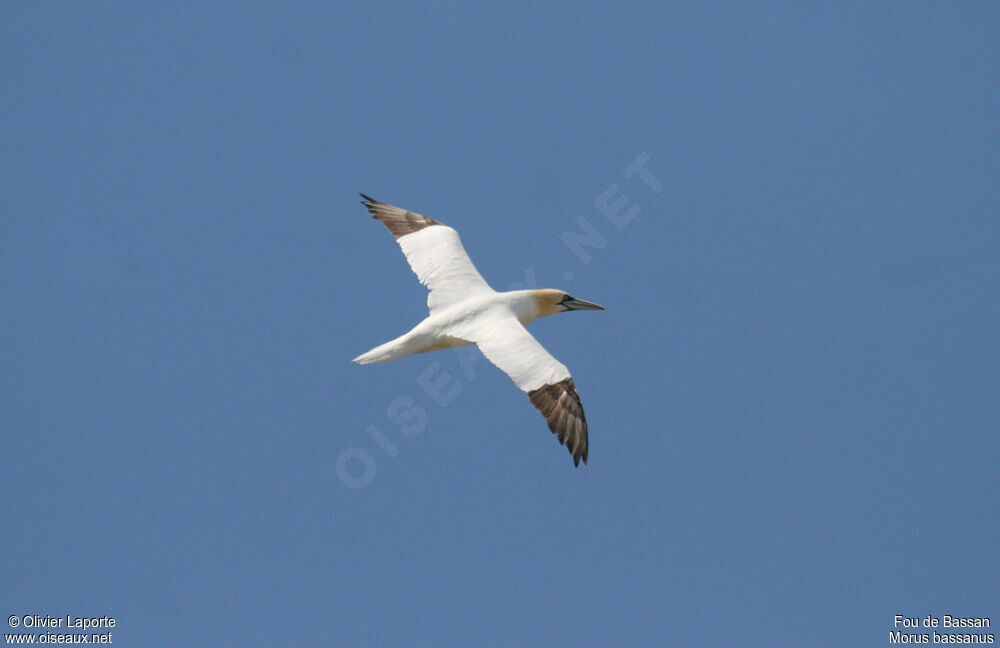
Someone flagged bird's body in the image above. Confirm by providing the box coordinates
[354,290,551,363]
[352,195,604,465]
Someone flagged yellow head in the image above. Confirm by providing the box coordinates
[531,289,605,318]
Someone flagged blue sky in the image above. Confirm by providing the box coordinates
[2,3,997,646]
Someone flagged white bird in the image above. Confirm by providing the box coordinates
[352,195,605,466]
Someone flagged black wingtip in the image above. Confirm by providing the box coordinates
[359,193,376,204]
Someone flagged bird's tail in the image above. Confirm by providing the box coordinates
[352,338,406,364]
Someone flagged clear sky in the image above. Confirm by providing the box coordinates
[2,3,997,646]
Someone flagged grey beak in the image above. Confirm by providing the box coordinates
[564,298,605,311]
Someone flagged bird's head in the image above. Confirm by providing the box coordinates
[532,289,605,318]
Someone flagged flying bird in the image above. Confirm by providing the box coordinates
[352,195,605,466]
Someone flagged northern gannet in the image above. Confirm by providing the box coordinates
[352,195,605,466]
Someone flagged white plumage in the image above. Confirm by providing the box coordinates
[398,226,493,313]
[352,195,604,466]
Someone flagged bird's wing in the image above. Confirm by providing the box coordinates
[457,317,589,466]
[360,195,494,313]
